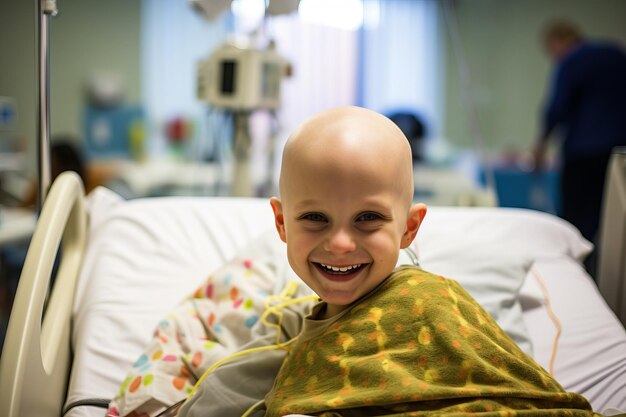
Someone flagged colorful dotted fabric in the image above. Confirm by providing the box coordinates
[266,266,598,417]
[107,257,275,417]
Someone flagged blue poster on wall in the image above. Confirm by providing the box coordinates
[84,105,144,160]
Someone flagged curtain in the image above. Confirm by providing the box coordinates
[359,0,443,138]
[141,0,229,157]
[140,0,441,191]
[268,15,359,137]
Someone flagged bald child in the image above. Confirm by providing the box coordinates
[269,106,425,319]
[180,107,598,417]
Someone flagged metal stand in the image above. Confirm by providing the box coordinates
[36,0,57,213]
[231,111,252,196]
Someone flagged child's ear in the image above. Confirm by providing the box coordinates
[400,203,427,249]
[270,197,287,243]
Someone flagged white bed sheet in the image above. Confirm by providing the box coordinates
[65,189,624,416]
[67,190,274,417]
[522,257,626,410]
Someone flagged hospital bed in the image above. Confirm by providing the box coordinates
[2,150,626,417]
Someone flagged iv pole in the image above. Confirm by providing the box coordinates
[36,0,58,213]
[231,110,253,196]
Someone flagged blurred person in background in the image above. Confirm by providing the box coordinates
[533,19,626,275]
[20,136,119,208]
[21,137,87,208]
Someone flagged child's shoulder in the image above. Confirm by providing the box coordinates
[377,265,474,307]
[387,265,459,289]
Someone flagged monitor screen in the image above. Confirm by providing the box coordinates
[220,60,237,95]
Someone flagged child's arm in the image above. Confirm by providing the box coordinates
[178,294,310,417]
[177,332,287,417]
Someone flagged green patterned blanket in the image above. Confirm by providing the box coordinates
[266,266,597,417]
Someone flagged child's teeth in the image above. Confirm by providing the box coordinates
[320,263,362,272]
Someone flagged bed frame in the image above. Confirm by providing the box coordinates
[0,3,84,414]
[0,171,86,417]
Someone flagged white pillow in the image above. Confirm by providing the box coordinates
[414,206,593,355]
[416,207,592,262]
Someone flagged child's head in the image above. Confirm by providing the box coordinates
[270,106,426,317]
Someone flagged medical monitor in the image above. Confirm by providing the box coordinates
[198,42,286,110]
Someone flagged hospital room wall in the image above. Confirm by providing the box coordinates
[0,1,36,164]
[4,0,626,174]
[49,0,142,147]
[443,0,626,157]
[0,0,142,176]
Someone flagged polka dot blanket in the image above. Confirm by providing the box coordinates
[266,266,599,417]
[106,256,282,417]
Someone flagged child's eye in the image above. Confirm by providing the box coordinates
[356,212,383,222]
[300,212,327,222]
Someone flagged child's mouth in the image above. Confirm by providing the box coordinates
[313,262,367,281]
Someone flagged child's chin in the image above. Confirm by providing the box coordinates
[322,289,362,307]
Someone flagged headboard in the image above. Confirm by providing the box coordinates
[597,147,626,326]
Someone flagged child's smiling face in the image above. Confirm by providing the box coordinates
[270,106,426,318]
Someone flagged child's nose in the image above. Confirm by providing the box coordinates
[324,228,357,254]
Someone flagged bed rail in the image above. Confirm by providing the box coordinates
[0,171,87,417]
[598,147,626,326]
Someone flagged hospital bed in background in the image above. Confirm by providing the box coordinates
[1,149,626,417]
[101,159,224,198]
[413,163,496,207]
